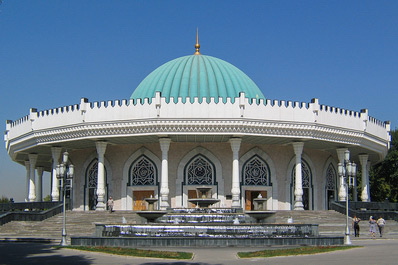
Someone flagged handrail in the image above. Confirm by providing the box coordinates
[0,202,61,212]
[0,202,64,226]
[348,201,398,211]
[329,201,398,221]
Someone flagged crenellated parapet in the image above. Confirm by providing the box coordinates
[5,93,390,160]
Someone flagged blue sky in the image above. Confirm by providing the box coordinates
[0,1,397,201]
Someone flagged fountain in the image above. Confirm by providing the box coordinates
[144,196,158,211]
[187,186,220,208]
[246,194,276,223]
[72,190,343,247]
[135,196,167,223]
[253,193,267,211]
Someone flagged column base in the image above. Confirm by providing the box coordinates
[294,201,304,210]
[95,202,106,211]
[160,201,169,210]
[232,201,241,208]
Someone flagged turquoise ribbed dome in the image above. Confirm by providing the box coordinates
[130,54,265,103]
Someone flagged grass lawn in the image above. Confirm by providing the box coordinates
[238,245,361,258]
[57,246,193,260]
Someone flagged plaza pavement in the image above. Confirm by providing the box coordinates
[1,236,397,265]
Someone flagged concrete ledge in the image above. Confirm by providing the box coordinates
[71,236,344,247]
[0,237,56,243]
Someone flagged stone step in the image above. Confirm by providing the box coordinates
[1,210,397,240]
[0,211,142,239]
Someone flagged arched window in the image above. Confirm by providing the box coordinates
[325,163,337,209]
[87,159,98,190]
[326,163,337,190]
[242,155,270,186]
[129,155,157,186]
[185,155,214,185]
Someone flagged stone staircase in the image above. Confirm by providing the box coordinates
[1,210,397,242]
[0,211,143,241]
[274,210,398,237]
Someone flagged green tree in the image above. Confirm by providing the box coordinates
[0,196,9,203]
[43,195,52,202]
[370,129,398,202]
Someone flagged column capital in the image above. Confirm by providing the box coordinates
[229,138,242,153]
[25,160,31,169]
[358,154,369,165]
[336,148,348,162]
[96,141,108,156]
[159,138,171,153]
[28,153,38,166]
[51,147,62,160]
[292,142,304,155]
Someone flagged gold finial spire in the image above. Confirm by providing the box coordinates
[194,28,201,55]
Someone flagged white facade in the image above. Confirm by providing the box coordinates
[5,92,390,211]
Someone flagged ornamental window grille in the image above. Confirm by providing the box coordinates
[85,159,107,210]
[129,156,156,186]
[292,159,312,188]
[326,163,337,190]
[186,155,214,185]
[87,159,99,189]
[243,156,270,186]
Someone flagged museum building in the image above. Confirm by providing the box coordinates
[4,38,391,212]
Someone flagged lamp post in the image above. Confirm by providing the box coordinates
[56,151,74,246]
[338,150,356,245]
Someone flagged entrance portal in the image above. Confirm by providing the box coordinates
[133,190,155,211]
[188,189,198,208]
[245,190,267,211]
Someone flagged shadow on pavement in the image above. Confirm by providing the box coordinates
[0,242,93,265]
[140,263,221,265]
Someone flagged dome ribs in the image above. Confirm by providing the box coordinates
[130,54,265,105]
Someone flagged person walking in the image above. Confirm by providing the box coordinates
[377,216,386,237]
[369,216,377,238]
[352,216,361,237]
[107,196,114,213]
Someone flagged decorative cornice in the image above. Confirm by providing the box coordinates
[7,118,385,153]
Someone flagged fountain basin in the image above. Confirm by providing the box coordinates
[144,197,158,211]
[245,211,276,223]
[135,211,167,223]
[253,197,268,210]
[188,198,220,208]
[95,223,319,238]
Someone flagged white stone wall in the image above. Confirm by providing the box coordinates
[70,141,340,211]
[5,96,389,158]
[4,95,389,210]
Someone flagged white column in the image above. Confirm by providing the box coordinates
[293,142,304,210]
[28,154,38,202]
[51,147,62,202]
[359,154,370,202]
[230,138,241,208]
[36,167,43,202]
[24,161,30,202]
[159,138,171,210]
[337,148,348,201]
[96,141,108,211]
